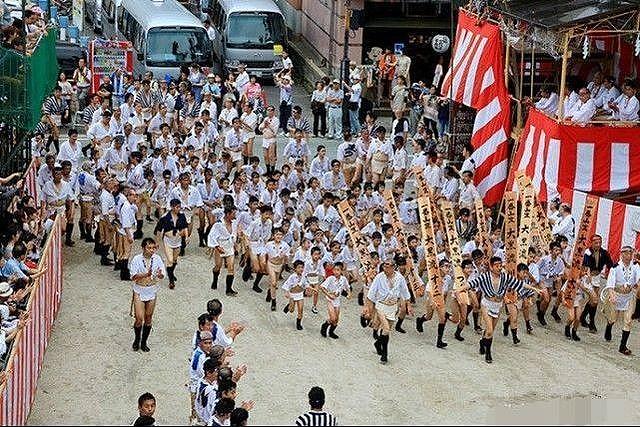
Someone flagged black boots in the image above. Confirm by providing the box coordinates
[100,246,114,266]
[140,325,151,352]
[79,223,86,240]
[320,321,329,337]
[328,325,339,339]
[525,320,533,334]
[588,305,598,333]
[270,298,277,311]
[296,318,303,331]
[454,326,464,341]
[436,323,447,349]
[416,315,427,333]
[242,262,252,282]
[580,306,590,328]
[252,274,264,293]
[479,338,493,363]
[65,224,75,247]
[197,228,206,247]
[226,275,237,296]
[565,325,571,338]
[120,261,131,281]
[211,271,219,289]
[395,318,406,334]
[605,322,614,341]
[551,306,561,323]
[503,320,510,337]
[180,236,186,256]
[357,291,364,306]
[472,312,481,333]
[619,330,632,355]
[167,266,176,289]
[571,328,580,342]
[133,220,143,240]
[84,223,94,242]
[132,326,142,351]
[511,329,520,345]
[537,310,547,326]
[379,334,389,364]
[484,338,493,363]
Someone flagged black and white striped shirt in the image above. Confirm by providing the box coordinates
[42,95,66,116]
[469,271,522,298]
[295,410,337,426]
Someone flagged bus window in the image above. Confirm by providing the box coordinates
[146,28,210,67]
[226,12,285,49]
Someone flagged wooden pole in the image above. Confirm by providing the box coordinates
[504,35,510,88]
[517,36,525,128]
[530,45,535,99]
[556,30,573,121]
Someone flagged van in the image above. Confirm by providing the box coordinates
[204,0,288,78]
[102,0,214,78]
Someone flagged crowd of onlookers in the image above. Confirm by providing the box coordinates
[0,1,50,54]
[0,171,49,367]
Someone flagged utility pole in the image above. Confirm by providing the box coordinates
[340,0,352,83]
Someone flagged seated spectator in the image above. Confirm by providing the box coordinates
[534,86,558,116]
[564,88,596,123]
[604,81,639,122]
[594,75,620,109]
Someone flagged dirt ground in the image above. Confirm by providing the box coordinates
[26,228,640,425]
[24,87,640,425]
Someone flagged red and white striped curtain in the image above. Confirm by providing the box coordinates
[0,217,63,425]
[509,109,640,202]
[441,9,511,206]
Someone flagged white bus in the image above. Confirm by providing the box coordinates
[204,0,288,78]
[102,0,214,78]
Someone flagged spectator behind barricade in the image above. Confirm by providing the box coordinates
[564,88,596,123]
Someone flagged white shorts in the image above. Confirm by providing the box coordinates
[327,296,341,308]
[262,138,276,149]
[230,150,243,162]
[591,275,606,288]
[615,292,634,311]
[481,298,503,318]
[375,302,397,321]
[133,284,159,302]
[249,241,267,256]
[289,291,305,301]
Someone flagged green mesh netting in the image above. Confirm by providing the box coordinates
[0,30,59,131]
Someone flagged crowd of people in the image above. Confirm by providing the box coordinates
[0,171,48,365]
[523,71,639,123]
[0,2,51,54]
[9,35,637,423]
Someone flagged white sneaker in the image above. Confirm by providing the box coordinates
[311,306,318,314]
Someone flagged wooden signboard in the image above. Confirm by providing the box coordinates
[474,197,492,256]
[440,199,469,305]
[517,186,536,264]
[417,197,445,308]
[503,191,519,275]
[382,190,423,295]
[563,195,598,308]
[337,200,376,282]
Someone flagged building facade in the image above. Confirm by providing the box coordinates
[276,0,453,83]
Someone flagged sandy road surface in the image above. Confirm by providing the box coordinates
[27,228,640,425]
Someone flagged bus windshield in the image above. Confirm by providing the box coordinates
[146,27,210,67]
[226,12,286,49]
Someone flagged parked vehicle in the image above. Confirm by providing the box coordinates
[102,0,215,78]
[203,0,288,78]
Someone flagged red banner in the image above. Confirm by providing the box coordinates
[441,9,511,206]
[509,109,640,202]
[0,216,63,425]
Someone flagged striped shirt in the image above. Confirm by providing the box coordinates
[468,271,522,298]
[42,95,66,116]
[295,411,337,426]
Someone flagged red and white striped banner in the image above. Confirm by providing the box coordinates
[509,109,640,202]
[0,216,63,425]
[23,160,39,206]
[559,187,640,261]
[441,9,511,206]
